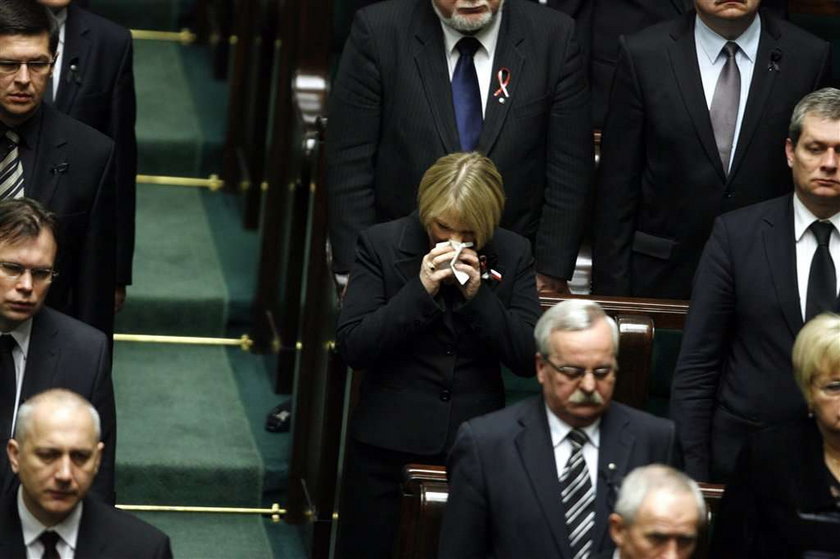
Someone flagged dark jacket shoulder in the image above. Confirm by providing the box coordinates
[42,104,115,153]
[69,4,132,46]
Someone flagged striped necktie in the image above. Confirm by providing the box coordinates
[0,130,24,200]
[561,429,595,559]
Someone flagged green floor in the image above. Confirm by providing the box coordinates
[94,4,301,555]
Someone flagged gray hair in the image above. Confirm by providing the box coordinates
[614,464,706,527]
[534,299,619,357]
[15,389,101,445]
[789,88,840,147]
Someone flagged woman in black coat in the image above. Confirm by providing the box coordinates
[334,152,541,558]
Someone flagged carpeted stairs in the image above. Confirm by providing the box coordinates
[83,2,299,557]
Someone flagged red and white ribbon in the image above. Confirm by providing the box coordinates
[493,67,511,98]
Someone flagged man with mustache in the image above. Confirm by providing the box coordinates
[440,299,676,558]
[327,0,592,296]
[0,389,170,558]
[592,0,830,300]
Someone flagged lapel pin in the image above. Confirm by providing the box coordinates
[608,463,616,471]
[493,67,511,102]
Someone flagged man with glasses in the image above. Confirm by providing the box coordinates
[0,198,115,505]
[0,0,116,337]
[440,299,676,559]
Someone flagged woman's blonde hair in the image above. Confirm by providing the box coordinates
[417,152,505,249]
[792,313,840,404]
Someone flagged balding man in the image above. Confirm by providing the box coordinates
[0,389,171,558]
[606,464,706,559]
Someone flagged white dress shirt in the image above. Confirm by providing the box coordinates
[695,13,761,173]
[546,404,601,489]
[439,9,503,118]
[793,194,840,320]
[46,8,68,99]
[19,486,82,559]
[4,318,32,438]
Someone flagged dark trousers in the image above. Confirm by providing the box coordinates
[335,439,446,558]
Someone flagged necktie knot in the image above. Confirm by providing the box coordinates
[567,428,588,449]
[456,37,481,58]
[722,41,739,60]
[811,221,835,247]
[39,530,60,559]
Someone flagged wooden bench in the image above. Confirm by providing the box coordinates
[397,464,724,559]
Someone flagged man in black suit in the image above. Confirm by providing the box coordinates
[327,0,592,294]
[439,299,676,558]
[0,0,116,335]
[592,0,830,299]
[670,87,840,482]
[38,0,136,312]
[2,389,171,558]
[0,198,115,503]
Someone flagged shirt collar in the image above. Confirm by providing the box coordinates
[546,403,601,450]
[9,105,43,150]
[438,4,503,60]
[793,193,840,242]
[47,7,68,29]
[18,485,82,552]
[2,317,33,358]
[695,11,761,65]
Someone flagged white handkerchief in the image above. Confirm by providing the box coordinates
[436,240,474,285]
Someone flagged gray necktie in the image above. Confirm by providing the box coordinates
[710,42,741,174]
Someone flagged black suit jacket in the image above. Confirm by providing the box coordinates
[27,104,116,336]
[0,308,115,503]
[592,11,830,299]
[669,195,837,482]
[337,213,540,456]
[54,4,136,286]
[438,396,676,558]
[711,418,840,557]
[0,493,172,558]
[327,0,593,279]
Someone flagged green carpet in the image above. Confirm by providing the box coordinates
[87,0,184,31]
[114,343,263,507]
[134,41,204,177]
[135,512,275,558]
[116,185,227,337]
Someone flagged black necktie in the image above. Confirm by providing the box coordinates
[0,335,16,439]
[452,37,482,151]
[39,530,60,559]
[806,221,837,321]
[710,42,741,174]
[561,429,594,559]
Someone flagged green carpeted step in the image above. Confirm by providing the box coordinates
[87,0,185,31]
[117,185,227,337]
[135,512,276,559]
[114,343,263,507]
[134,41,204,177]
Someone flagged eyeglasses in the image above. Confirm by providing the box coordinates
[0,59,54,76]
[540,354,615,380]
[0,261,57,284]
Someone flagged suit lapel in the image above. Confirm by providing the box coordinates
[413,3,461,153]
[19,312,60,403]
[514,399,571,557]
[394,213,428,284]
[761,196,802,337]
[668,15,726,181]
[477,2,522,155]
[75,498,108,557]
[594,404,632,551]
[55,5,91,112]
[728,14,780,181]
[0,493,26,558]
[27,106,69,206]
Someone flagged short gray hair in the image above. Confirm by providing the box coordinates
[614,464,706,527]
[15,389,101,445]
[534,299,619,357]
[789,88,840,147]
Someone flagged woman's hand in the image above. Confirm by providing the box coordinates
[454,247,481,300]
[420,243,455,297]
